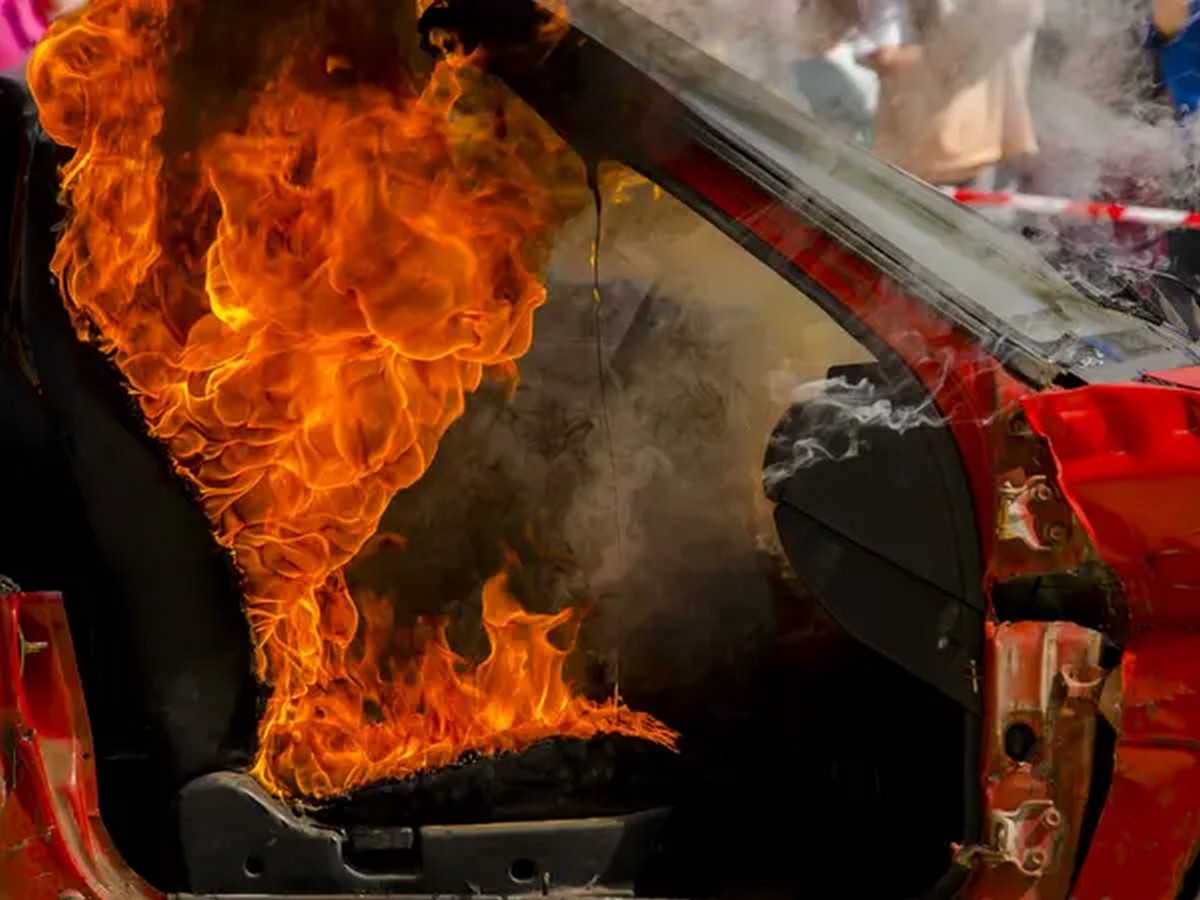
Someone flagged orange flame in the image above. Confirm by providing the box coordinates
[285,556,678,796]
[29,0,677,798]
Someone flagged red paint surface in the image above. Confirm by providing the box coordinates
[0,592,158,899]
[1023,385,1200,624]
[1144,365,1200,391]
[1024,385,1200,900]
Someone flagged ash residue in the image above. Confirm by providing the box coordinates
[308,733,680,826]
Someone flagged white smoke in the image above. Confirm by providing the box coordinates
[761,375,945,496]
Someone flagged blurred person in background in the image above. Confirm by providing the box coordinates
[852,0,1043,196]
[1147,0,1200,309]
[0,0,86,80]
[792,0,879,144]
[1148,0,1200,116]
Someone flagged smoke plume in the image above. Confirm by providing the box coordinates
[762,375,944,497]
[349,166,875,700]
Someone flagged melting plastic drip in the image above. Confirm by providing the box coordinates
[587,163,623,706]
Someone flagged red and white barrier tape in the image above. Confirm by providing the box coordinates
[945,188,1200,230]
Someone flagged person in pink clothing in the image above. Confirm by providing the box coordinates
[0,0,84,77]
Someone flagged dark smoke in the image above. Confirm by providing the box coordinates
[160,0,424,155]
[349,169,876,699]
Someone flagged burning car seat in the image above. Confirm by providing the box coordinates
[0,2,1009,895]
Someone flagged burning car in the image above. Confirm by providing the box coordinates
[1,0,1199,898]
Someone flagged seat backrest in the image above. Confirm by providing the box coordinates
[14,123,258,888]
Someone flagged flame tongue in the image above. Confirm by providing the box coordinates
[275,567,678,798]
[30,0,678,799]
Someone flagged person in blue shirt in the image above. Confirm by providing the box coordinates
[1149,0,1200,117]
[1147,0,1200,331]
